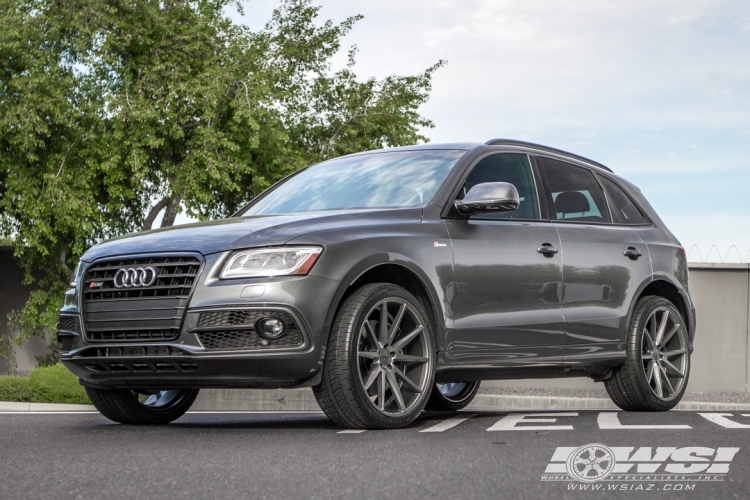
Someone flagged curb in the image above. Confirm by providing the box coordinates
[2,391,749,413]
[189,388,750,412]
[0,402,96,412]
[468,394,750,412]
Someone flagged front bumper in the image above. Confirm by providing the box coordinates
[62,346,323,389]
[60,252,342,389]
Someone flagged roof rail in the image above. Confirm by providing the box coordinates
[484,138,614,173]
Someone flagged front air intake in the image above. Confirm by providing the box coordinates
[193,310,303,350]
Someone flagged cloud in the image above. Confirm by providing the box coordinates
[224,0,750,255]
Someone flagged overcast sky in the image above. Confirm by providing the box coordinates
[202,0,750,262]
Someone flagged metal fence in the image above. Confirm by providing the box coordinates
[687,245,750,264]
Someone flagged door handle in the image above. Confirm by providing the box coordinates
[624,247,642,259]
[537,244,559,255]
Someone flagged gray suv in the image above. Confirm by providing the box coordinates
[59,139,695,429]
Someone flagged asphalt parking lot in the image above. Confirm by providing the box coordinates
[2,410,749,499]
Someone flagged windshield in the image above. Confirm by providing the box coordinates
[243,150,465,215]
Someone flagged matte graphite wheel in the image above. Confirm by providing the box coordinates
[605,296,690,411]
[86,387,199,424]
[425,381,481,411]
[313,283,436,429]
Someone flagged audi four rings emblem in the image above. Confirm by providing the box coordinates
[113,267,158,288]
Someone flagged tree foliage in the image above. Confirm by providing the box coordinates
[0,0,443,369]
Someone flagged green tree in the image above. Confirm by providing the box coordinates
[0,0,443,370]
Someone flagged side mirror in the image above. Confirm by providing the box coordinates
[454,182,520,215]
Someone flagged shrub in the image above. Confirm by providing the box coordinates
[0,375,35,402]
[28,364,90,404]
[0,364,90,404]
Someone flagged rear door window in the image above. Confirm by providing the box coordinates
[597,175,649,225]
[536,157,612,223]
[459,153,540,220]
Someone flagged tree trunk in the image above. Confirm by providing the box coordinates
[59,249,71,273]
[160,196,181,227]
[142,197,170,231]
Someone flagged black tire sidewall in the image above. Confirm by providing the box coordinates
[343,284,436,428]
[629,296,690,410]
[87,387,199,425]
[426,380,481,411]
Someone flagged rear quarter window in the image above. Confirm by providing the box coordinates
[597,175,649,225]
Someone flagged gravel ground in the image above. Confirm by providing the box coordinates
[479,386,750,404]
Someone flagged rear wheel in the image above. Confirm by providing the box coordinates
[425,381,481,411]
[86,387,199,424]
[313,283,435,429]
[605,296,690,411]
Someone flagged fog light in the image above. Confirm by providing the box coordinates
[256,317,286,339]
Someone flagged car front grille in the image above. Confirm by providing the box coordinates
[76,345,191,358]
[82,255,201,342]
[82,361,198,373]
[86,329,179,342]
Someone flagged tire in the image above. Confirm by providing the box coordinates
[425,381,481,411]
[86,387,199,424]
[605,296,691,411]
[313,283,436,429]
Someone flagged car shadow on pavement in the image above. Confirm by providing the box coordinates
[66,410,466,432]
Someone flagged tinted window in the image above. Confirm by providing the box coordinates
[537,157,611,223]
[598,175,648,225]
[245,150,464,215]
[459,153,540,220]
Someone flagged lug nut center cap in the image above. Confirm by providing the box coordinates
[378,350,392,365]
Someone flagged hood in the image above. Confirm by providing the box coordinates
[81,208,423,261]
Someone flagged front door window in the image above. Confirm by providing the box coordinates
[459,153,540,220]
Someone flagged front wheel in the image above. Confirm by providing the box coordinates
[605,296,690,411]
[425,381,481,411]
[86,387,199,424]
[313,283,435,429]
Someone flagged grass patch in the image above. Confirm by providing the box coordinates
[0,364,90,405]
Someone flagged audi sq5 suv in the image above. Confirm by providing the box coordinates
[59,139,695,429]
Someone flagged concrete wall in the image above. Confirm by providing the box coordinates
[0,248,52,375]
[3,251,749,394]
[685,263,749,392]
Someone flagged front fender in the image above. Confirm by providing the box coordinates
[288,223,454,352]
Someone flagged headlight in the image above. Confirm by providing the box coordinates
[221,247,323,279]
[70,260,86,289]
